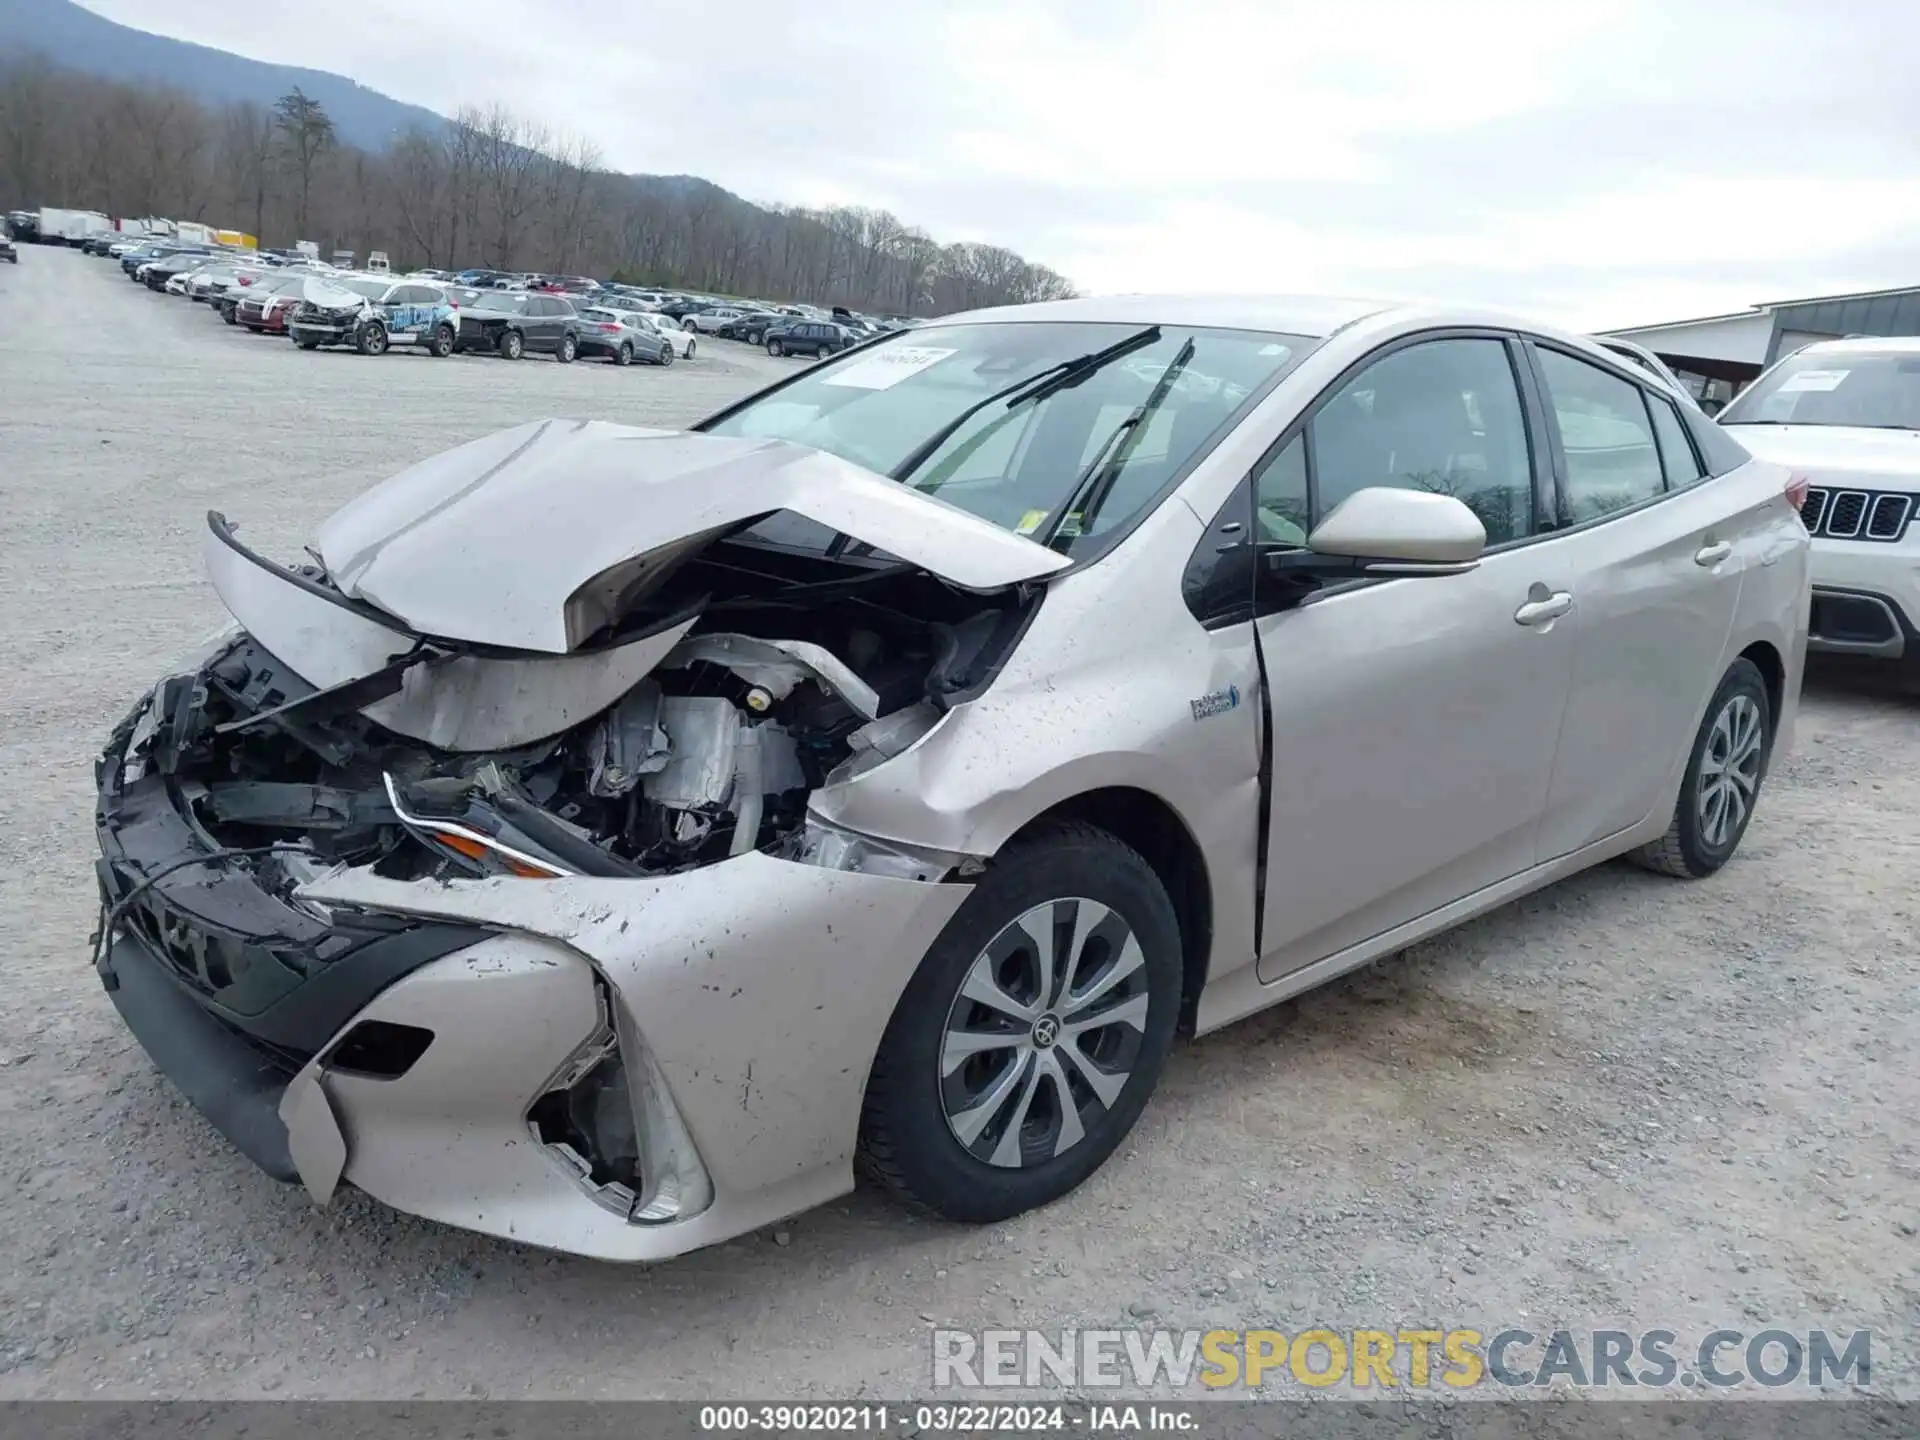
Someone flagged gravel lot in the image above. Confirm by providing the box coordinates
[1,247,1916,1401]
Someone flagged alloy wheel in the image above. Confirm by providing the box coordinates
[1697,693,1763,848]
[940,898,1151,1169]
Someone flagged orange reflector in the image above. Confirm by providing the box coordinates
[432,831,560,879]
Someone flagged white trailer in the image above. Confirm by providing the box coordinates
[38,208,110,245]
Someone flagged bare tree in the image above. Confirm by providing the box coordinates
[220,101,277,240]
[273,86,334,239]
[0,63,1076,312]
[461,104,547,266]
[386,126,453,265]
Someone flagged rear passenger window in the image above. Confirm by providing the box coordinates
[1647,395,1705,489]
[1536,349,1665,521]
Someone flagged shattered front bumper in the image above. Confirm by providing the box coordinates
[275,855,972,1259]
[288,311,360,345]
[93,693,976,1261]
[93,704,493,1180]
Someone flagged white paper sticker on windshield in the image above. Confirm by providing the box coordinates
[1778,369,1850,393]
[821,345,957,390]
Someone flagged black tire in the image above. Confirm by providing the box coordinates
[356,321,388,357]
[295,337,320,350]
[657,344,674,367]
[222,306,238,326]
[429,323,455,358]
[1630,658,1773,879]
[499,328,524,360]
[767,338,784,357]
[558,332,577,364]
[614,342,633,367]
[858,822,1182,1223]
[682,317,698,331]
[685,340,695,359]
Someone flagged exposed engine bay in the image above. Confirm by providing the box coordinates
[128,516,1037,896]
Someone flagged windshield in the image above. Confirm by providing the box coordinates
[474,293,529,313]
[333,277,391,299]
[1721,349,1920,430]
[702,321,1314,556]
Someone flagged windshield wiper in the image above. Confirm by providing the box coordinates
[1034,338,1197,550]
[821,326,1166,563]
[886,326,1162,485]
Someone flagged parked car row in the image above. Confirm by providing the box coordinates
[96,243,685,369]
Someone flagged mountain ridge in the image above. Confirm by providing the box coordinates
[0,0,456,151]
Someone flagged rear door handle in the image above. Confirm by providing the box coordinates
[1514,592,1574,627]
[1695,540,1734,567]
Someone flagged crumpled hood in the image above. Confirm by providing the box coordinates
[315,419,1071,653]
[1722,423,1920,483]
[298,275,368,310]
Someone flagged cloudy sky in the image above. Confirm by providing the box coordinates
[78,0,1920,329]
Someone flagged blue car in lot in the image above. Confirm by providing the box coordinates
[288,276,461,356]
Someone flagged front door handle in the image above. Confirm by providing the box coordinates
[1695,540,1734,567]
[1514,591,1574,627]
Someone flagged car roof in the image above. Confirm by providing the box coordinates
[929,294,1672,367]
[1782,334,1920,356]
[934,293,1395,337]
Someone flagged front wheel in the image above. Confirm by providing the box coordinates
[429,323,455,358]
[682,317,698,331]
[499,328,524,360]
[685,339,695,358]
[295,337,319,350]
[767,339,784,357]
[859,823,1182,1223]
[1630,658,1773,879]
[558,332,577,364]
[356,321,388,356]
[657,345,674,367]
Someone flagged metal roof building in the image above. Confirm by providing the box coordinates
[1602,283,1920,410]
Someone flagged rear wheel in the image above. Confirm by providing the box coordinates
[1630,658,1772,879]
[499,328,524,360]
[615,342,633,367]
[558,332,577,364]
[859,823,1182,1222]
[429,323,455,358]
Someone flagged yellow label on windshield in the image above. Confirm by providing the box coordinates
[1015,509,1048,535]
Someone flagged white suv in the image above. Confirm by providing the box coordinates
[1719,337,1920,681]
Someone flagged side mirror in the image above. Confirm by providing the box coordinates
[1265,486,1485,583]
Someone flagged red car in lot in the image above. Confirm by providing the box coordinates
[235,274,306,334]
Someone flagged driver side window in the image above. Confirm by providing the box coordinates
[1253,337,1536,548]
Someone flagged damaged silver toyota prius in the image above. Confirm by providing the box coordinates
[94,295,1810,1260]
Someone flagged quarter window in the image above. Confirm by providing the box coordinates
[1646,393,1705,489]
[1536,349,1665,521]
[1251,435,1309,545]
